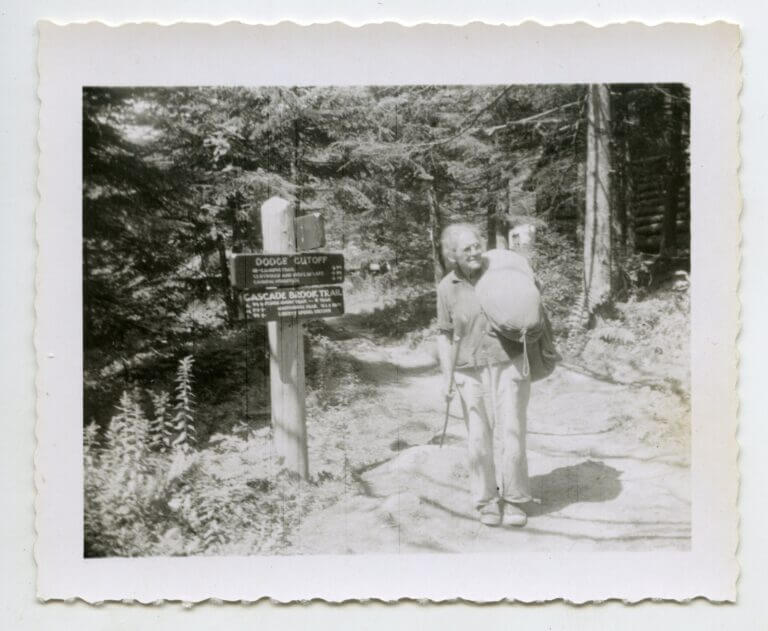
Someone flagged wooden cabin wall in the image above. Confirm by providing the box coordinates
[628,155,690,254]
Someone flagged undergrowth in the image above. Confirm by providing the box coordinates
[84,355,317,557]
[579,288,690,391]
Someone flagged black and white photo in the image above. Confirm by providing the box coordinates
[35,21,739,602]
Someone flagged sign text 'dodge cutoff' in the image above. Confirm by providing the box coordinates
[231,252,344,289]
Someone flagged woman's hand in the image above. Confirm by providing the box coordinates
[442,373,463,402]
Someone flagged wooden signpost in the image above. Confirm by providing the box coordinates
[233,196,345,480]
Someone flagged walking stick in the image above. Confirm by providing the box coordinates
[439,328,463,448]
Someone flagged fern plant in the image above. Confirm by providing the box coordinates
[104,391,134,469]
[126,389,150,476]
[148,390,172,452]
[172,355,196,453]
[83,421,99,469]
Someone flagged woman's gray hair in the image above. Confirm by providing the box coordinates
[441,223,483,268]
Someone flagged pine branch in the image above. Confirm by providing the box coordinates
[480,101,581,136]
[407,85,517,150]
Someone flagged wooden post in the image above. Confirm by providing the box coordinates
[261,196,308,479]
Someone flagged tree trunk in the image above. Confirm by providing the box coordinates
[584,84,615,316]
[661,87,684,256]
[229,193,243,253]
[495,220,508,249]
[426,185,445,285]
[613,91,632,254]
[216,232,237,325]
[575,162,586,247]
[493,183,510,249]
[486,193,497,250]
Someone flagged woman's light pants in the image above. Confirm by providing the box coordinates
[455,355,532,511]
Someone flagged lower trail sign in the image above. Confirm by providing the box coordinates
[241,285,344,322]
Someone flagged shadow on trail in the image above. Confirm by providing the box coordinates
[527,460,622,517]
[426,432,464,447]
[307,319,363,342]
[307,316,439,385]
[307,292,436,344]
[353,358,439,385]
[341,292,437,340]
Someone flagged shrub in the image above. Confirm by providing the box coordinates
[84,354,318,557]
[616,251,655,298]
[84,389,166,556]
[84,325,270,444]
[579,288,690,389]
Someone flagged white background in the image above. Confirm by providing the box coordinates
[2,1,765,629]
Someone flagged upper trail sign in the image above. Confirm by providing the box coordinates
[230,252,344,290]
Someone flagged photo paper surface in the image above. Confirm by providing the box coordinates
[36,21,740,603]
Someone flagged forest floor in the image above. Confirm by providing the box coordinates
[283,293,691,554]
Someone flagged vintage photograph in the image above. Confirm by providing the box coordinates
[82,83,691,557]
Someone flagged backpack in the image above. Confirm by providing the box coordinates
[475,249,547,378]
[526,307,562,382]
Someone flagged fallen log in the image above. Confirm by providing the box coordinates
[634,213,664,226]
[635,220,689,236]
[636,233,690,250]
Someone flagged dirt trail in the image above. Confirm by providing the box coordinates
[289,313,690,554]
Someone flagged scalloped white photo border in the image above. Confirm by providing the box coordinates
[35,21,740,603]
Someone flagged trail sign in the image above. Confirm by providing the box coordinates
[241,285,344,322]
[230,252,344,289]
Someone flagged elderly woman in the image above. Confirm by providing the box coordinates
[436,223,533,527]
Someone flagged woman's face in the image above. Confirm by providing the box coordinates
[454,230,483,277]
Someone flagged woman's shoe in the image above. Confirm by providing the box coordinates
[501,502,528,527]
[479,504,502,527]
